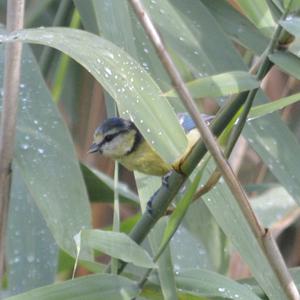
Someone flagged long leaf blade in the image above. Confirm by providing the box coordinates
[164,71,259,98]
[249,92,300,119]
[5,274,139,300]
[0,44,92,259]
[269,51,300,79]
[2,27,187,163]
[80,229,156,268]
[233,0,276,37]
[176,269,261,299]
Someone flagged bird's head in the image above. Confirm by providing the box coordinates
[88,117,142,159]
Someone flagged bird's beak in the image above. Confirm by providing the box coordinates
[88,143,99,154]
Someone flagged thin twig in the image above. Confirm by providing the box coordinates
[0,0,25,279]
[129,0,263,238]
[129,0,299,298]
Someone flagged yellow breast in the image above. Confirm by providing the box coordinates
[118,129,200,176]
[118,139,172,176]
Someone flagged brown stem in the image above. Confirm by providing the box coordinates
[0,0,25,279]
[128,0,299,298]
[262,229,300,298]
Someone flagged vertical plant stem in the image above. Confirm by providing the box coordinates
[0,0,25,279]
[39,0,73,75]
[52,9,81,103]
[111,161,120,274]
[128,0,299,299]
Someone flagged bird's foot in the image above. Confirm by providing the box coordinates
[162,170,172,188]
[146,189,159,215]
[146,171,172,215]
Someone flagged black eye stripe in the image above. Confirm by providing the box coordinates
[104,134,115,142]
[99,130,128,148]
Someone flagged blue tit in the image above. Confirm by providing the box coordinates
[88,113,213,176]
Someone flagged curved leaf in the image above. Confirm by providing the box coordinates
[5,274,138,300]
[1,27,187,164]
[80,229,156,268]
[269,51,300,79]
[165,71,259,98]
[233,0,276,37]
[176,269,261,299]
[251,186,297,227]
[202,0,269,54]
[7,167,58,295]
[249,92,300,119]
[280,17,300,37]
[0,44,92,259]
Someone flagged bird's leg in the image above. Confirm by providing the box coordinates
[146,171,173,214]
[162,170,172,188]
[146,190,157,214]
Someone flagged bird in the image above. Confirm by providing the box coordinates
[88,113,213,176]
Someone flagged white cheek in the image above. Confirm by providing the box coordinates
[101,135,132,157]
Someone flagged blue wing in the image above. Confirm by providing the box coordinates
[177,113,214,133]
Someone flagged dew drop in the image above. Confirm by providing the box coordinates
[21,144,29,150]
[38,148,44,154]
[105,67,112,75]
[27,255,35,263]
[13,256,20,263]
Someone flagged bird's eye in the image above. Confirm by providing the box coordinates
[104,134,114,142]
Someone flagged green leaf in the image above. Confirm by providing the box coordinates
[2,27,187,164]
[80,164,138,203]
[74,0,139,116]
[201,161,293,299]
[283,0,300,11]
[280,17,300,37]
[269,51,300,79]
[159,167,204,253]
[143,0,243,75]
[176,269,261,299]
[182,201,229,273]
[251,186,297,227]
[240,266,300,298]
[7,166,58,294]
[149,219,179,300]
[201,0,269,54]
[289,37,300,58]
[87,2,300,298]
[249,92,300,119]
[245,90,300,208]
[80,229,156,268]
[1,44,92,258]
[234,0,276,37]
[164,71,259,98]
[5,274,139,300]
[134,173,179,299]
